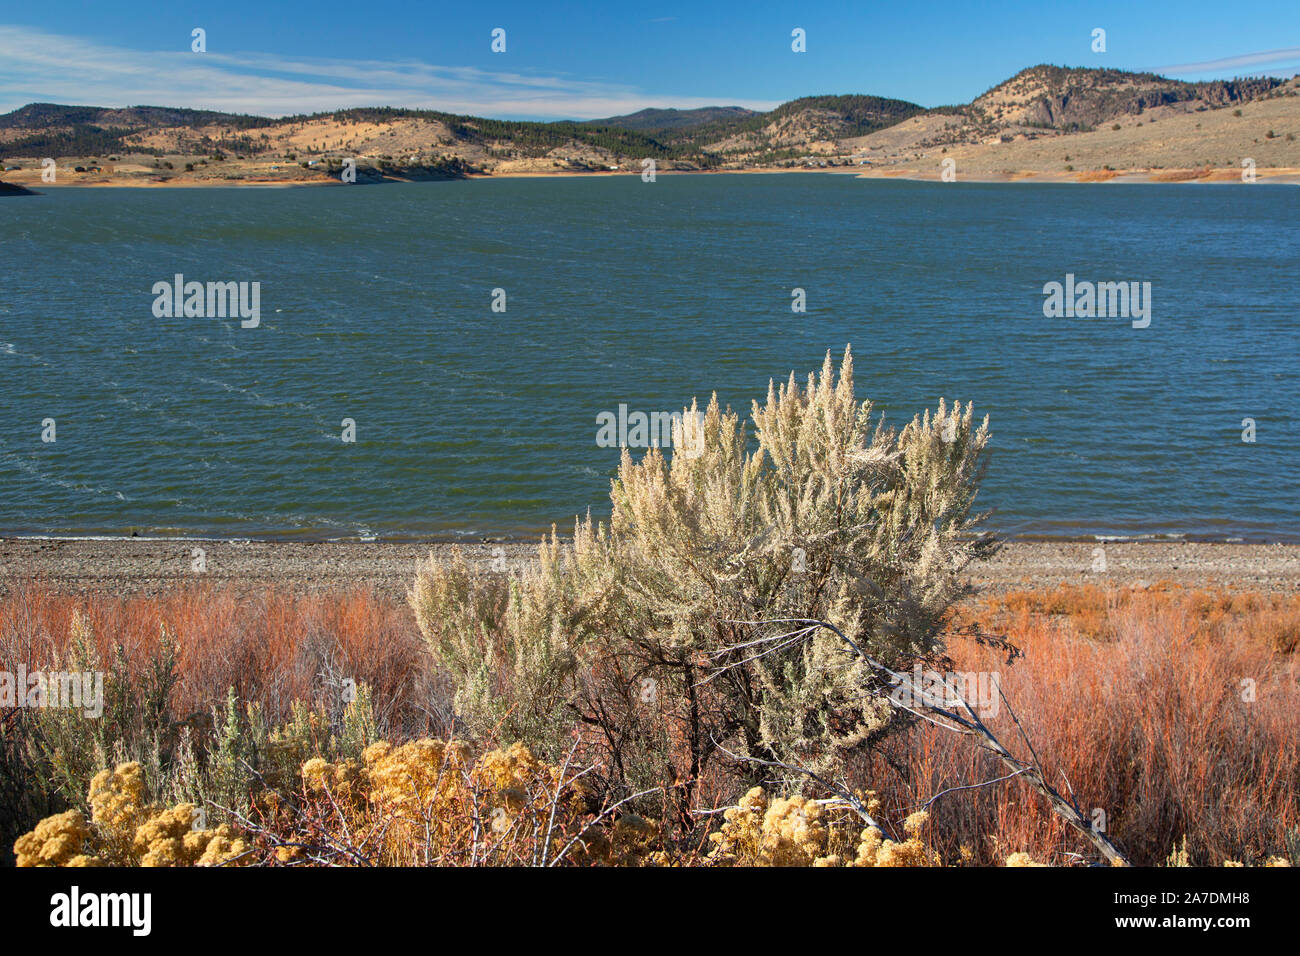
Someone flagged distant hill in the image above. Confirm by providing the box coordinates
[0,65,1294,181]
[0,102,274,158]
[0,103,273,130]
[970,64,1284,132]
[583,106,758,133]
[0,93,926,169]
[676,94,925,161]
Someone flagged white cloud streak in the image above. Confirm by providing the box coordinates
[0,25,777,118]
[1152,47,1300,77]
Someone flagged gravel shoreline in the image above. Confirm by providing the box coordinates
[2,537,1297,599]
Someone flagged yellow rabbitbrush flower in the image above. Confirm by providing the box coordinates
[707,787,770,865]
[132,803,249,867]
[852,810,940,868]
[761,796,832,867]
[1171,835,1291,868]
[301,756,366,805]
[709,787,939,867]
[362,739,472,820]
[1224,857,1290,867]
[88,762,149,863]
[13,810,95,867]
[359,739,576,827]
[705,788,833,867]
[15,762,248,867]
[20,745,653,867]
[291,740,650,866]
[471,741,554,809]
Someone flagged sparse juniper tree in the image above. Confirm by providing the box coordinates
[410,347,994,821]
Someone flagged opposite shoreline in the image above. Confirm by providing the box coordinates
[2,537,1297,599]
[8,166,1300,189]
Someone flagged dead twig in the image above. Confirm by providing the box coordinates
[719,617,1131,866]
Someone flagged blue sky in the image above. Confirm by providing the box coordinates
[1,1,1298,118]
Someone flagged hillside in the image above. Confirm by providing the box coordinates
[0,103,274,158]
[846,71,1300,181]
[1,64,1296,185]
[581,106,758,133]
[970,65,1282,131]
[867,76,1300,182]
[0,90,926,178]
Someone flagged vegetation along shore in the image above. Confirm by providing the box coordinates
[3,65,1299,191]
[5,352,1298,869]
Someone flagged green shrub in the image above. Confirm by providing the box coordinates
[411,348,994,814]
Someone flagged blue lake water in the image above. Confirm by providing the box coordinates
[1,175,1297,541]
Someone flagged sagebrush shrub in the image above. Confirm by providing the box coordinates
[410,347,993,814]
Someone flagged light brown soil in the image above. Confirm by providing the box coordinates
[2,537,1295,600]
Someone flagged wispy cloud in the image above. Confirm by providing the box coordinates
[1152,47,1300,77]
[0,25,776,118]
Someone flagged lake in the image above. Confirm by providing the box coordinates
[1,175,1296,541]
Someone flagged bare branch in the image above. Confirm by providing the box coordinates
[719,617,1131,866]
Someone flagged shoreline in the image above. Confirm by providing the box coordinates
[3,529,1297,545]
[8,164,1300,190]
[3,537,1297,599]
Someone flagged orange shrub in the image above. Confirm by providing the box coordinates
[0,583,435,734]
[5,580,1297,866]
[864,586,1300,865]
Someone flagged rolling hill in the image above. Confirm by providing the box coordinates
[1,64,1296,185]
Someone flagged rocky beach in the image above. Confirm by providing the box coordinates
[3,537,1296,599]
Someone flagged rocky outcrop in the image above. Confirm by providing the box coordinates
[973,65,1284,132]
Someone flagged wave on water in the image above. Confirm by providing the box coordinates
[3,179,1297,543]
